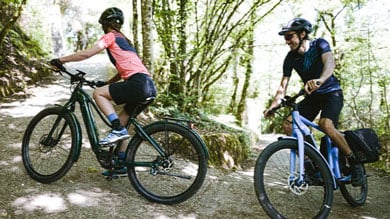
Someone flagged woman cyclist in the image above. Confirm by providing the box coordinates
[50,7,157,176]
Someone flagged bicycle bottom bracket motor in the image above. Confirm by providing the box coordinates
[97,149,113,169]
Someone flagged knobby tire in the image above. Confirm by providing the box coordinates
[254,140,334,218]
[21,107,77,183]
[126,122,207,204]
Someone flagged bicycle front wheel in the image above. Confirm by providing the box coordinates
[127,121,208,204]
[254,139,334,219]
[21,107,78,183]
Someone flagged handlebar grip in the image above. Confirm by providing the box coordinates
[267,105,281,116]
[50,59,66,72]
[95,81,108,87]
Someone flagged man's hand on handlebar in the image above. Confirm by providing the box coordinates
[49,58,66,72]
[304,79,322,95]
[263,99,282,118]
[263,108,275,118]
[263,91,304,118]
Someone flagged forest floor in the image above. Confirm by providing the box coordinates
[0,63,389,219]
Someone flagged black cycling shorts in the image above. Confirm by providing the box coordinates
[109,73,157,115]
[297,90,343,128]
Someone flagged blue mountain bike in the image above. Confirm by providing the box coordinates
[254,90,368,218]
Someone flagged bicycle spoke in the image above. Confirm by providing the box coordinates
[128,121,207,204]
[22,107,76,183]
[254,140,333,218]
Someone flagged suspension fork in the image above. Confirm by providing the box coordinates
[41,113,68,146]
[290,110,310,183]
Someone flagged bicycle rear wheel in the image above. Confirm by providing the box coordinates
[126,121,208,204]
[254,139,334,219]
[339,162,368,207]
[21,107,78,183]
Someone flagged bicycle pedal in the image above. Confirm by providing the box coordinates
[101,142,117,147]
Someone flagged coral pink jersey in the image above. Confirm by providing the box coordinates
[99,31,150,79]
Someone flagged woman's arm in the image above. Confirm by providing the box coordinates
[59,42,105,63]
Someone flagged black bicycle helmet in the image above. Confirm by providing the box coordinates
[99,7,124,25]
[278,18,313,35]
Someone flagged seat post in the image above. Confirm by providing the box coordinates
[129,96,156,119]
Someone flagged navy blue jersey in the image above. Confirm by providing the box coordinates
[283,38,341,94]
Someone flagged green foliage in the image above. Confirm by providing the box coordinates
[8,26,46,58]
[261,98,291,134]
[377,76,390,136]
[153,0,282,114]
[336,8,388,135]
[0,25,50,98]
[203,131,251,169]
[0,0,26,47]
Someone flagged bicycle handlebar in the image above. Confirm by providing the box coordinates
[268,89,305,115]
[49,60,97,88]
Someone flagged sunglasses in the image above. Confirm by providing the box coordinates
[284,33,296,41]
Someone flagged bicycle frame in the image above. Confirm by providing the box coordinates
[58,77,179,168]
[287,108,341,189]
[62,81,110,154]
[21,67,209,204]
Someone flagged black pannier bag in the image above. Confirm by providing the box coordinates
[344,128,381,163]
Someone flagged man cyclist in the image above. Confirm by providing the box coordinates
[263,18,364,186]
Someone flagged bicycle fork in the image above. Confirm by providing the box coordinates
[289,111,311,185]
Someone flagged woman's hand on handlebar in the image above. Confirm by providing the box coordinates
[49,58,66,72]
[304,79,322,95]
[94,81,108,87]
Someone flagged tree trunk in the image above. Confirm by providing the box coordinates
[132,0,140,53]
[236,17,255,122]
[141,0,154,74]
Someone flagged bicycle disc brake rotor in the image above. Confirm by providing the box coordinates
[39,135,56,153]
[151,156,174,175]
[287,174,309,195]
[160,157,174,172]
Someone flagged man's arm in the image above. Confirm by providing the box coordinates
[263,76,290,117]
[305,51,335,94]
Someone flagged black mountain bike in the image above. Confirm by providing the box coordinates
[21,67,209,204]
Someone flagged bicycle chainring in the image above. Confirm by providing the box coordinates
[97,150,113,169]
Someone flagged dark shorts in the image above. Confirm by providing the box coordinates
[109,73,157,115]
[297,90,343,128]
